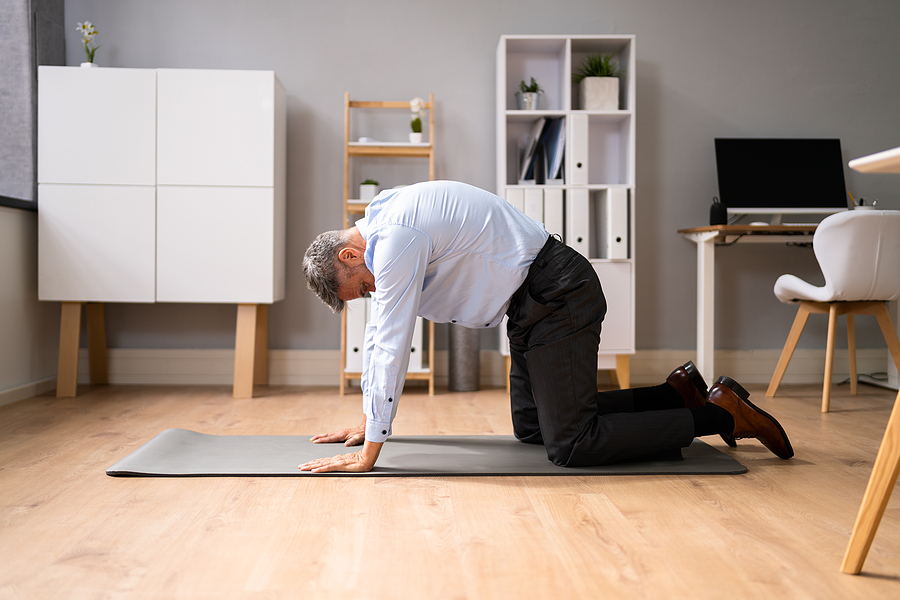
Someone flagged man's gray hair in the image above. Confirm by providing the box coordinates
[303,229,353,313]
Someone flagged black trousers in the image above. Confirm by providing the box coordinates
[506,237,694,467]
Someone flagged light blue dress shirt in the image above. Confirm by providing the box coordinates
[357,180,549,443]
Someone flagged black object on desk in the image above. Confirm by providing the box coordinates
[709,197,727,225]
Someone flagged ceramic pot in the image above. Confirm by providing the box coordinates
[409,132,422,143]
[359,184,378,202]
[580,77,619,110]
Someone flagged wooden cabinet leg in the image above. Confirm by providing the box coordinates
[234,303,266,399]
[254,304,268,385]
[615,354,630,389]
[842,391,900,574]
[57,302,83,397]
[85,303,108,385]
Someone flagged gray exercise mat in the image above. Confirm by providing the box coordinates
[106,429,747,477]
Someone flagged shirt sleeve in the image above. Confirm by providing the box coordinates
[362,225,430,443]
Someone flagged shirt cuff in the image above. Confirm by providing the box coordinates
[366,419,392,443]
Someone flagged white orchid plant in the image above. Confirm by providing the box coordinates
[76,21,100,63]
[409,97,424,134]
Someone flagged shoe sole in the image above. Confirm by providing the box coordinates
[683,360,709,396]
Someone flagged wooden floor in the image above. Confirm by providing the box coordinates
[1,381,899,599]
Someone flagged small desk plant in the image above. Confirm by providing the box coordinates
[573,54,621,110]
[516,77,542,110]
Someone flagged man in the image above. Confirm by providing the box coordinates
[300,181,792,473]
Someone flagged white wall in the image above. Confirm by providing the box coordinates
[0,208,59,402]
[57,0,900,358]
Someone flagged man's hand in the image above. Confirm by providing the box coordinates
[310,415,366,447]
[299,440,383,473]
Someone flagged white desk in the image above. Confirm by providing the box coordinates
[678,224,817,383]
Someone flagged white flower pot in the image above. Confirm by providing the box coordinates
[580,77,619,110]
[80,62,98,68]
[359,184,378,202]
[409,132,422,144]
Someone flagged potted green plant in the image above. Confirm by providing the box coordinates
[515,77,542,110]
[409,97,424,143]
[573,54,622,110]
[360,179,379,202]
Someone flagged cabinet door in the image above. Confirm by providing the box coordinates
[156,186,280,303]
[37,67,156,185]
[157,69,278,187]
[593,261,634,353]
[38,184,156,302]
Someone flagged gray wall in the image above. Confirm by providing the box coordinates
[61,0,900,354]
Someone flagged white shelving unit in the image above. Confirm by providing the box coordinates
[37,66,286,398]
[496,34,636,386]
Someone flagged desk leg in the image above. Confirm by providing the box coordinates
[57,302,82,397]
[234,304,267,399]
[696,234,717,383]
[841,390,900,574]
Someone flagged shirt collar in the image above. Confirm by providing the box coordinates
[355,216,368,239]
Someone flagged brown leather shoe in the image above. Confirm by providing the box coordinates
[666,361,708,408]
[707,376,794,459]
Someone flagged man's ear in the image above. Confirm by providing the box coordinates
[337,246,362,265]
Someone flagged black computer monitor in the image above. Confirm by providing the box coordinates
[714,138,849,218]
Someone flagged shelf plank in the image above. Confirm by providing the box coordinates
[349,100,432,109]
[348,143,432,158]
[505,109,632,123]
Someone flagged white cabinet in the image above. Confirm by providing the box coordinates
[37,66,286,399]
[497,35,636,384]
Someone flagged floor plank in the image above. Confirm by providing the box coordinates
[1,382,899,599]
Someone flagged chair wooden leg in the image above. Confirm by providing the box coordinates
[872,302,900,375]
[767,303,812,397]
[847,314,857,396]
[822,304,839,413]
[841,390,900,574]
[85,303,108,385]
[57,302,83,397]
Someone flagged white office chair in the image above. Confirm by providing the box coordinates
[766,210,900,412]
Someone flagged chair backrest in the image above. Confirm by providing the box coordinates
[813,210,900,301]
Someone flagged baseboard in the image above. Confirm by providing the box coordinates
[70,347,893,388]
[0,377,57,407]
